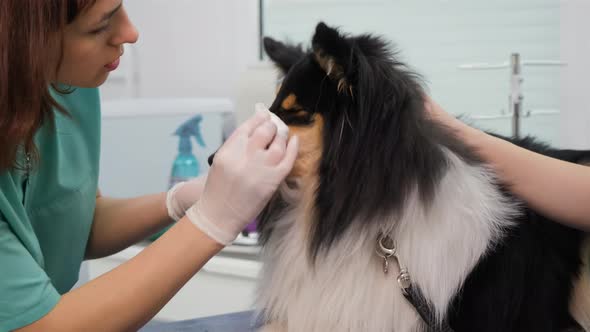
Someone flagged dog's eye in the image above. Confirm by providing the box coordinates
[279,105,306,115]
[280,108,314,126]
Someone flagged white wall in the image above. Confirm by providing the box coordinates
[264,0,562,143]
[560,0,590,149]
[100,1,590,148]
[101,0,260,100]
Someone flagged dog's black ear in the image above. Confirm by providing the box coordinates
[311,22,355,94]
[263,37,305,74]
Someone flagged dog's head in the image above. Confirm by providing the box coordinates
[261,23,452,257]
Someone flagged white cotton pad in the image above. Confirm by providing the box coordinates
[255,102,290,139]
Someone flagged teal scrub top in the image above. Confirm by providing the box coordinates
[0,87,100,331]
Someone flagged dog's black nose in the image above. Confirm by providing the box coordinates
[207,151,216,166]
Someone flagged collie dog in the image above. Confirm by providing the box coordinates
[243,23,590,331]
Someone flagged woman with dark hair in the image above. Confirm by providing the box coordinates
[0,1,298,330]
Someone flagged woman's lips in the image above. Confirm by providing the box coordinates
[104,58,120,71]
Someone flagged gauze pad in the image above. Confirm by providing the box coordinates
[255,102,289,139]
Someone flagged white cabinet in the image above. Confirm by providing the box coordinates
[85,244,262,322]
[99,98,234,199]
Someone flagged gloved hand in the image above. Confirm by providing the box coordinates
[185,107,299,245]
[166,175,207,221]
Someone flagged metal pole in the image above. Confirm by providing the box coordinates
[258,0,264,61]
[510,53,522,139]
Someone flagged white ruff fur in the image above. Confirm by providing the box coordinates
[256,151,520,332]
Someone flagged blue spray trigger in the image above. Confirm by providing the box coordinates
[173,114,206,152]
[194,129,206,148]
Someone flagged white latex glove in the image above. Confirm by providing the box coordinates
[185,107,298,245]
[165,104,288,221]
[166,175,207,221]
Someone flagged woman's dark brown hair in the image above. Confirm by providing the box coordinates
[0,0,96,172]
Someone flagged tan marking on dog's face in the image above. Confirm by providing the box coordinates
[288,113,323,179]
[279,92,306,118]
[281,94,298,111]
[277,113,323,234]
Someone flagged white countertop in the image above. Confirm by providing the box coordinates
[102,241,262,279]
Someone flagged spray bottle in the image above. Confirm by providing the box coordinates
[149,114,206,241]
[169,114,206,188]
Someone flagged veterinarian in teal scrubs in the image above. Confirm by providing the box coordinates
[0,87,101,329]
[0,1,298,331]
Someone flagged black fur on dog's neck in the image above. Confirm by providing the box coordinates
[260,23,480,258]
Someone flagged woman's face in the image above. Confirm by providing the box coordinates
[53,0,139,87]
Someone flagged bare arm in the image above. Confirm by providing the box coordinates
[85,191,172,259]
[426,97,590,230]
[16,217,223,332]
[88,175,207,259]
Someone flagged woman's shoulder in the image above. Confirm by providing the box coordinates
[48,86,101,137]
[50,86,100,118]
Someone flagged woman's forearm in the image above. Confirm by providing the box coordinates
[435,105,590,230]
[17,217,223,332]
[86,192,172,259]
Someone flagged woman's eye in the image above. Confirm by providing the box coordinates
[90,24,109,35]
